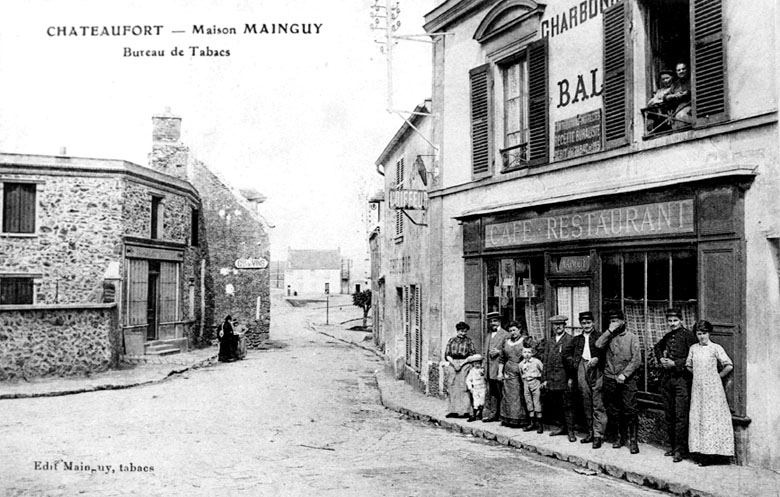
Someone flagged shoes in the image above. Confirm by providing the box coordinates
[467,416,477,422]
[523,423,536,432]
[536,421,544,434]
[664,449,675,457]
[445,413,459,418]
[567,433,577,443]
[482,417,499,423]
[612,439,625,449]
[548,426,566,437]
[580,434,594,444]
[628,420,639,454]
[592,437,603,449]
[673,454,684,463]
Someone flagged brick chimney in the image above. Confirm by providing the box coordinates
[148,107,189,180]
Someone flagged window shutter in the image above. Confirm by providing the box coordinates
[0,278,33,305]
[3,183,36,234]
[469,64,492,177]
[691,0,727,125]
[403,285,411,366]
[414,286,422,371]
[527,39,549,166]
[698,239,744,416]
[603,1,632,149]
[159,262,179,323]
[395,158,404,237]
[128,259,149,326]
[463,258,483,353]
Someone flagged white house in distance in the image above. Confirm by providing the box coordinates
[284,249,342,296]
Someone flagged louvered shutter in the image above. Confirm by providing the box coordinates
[403,285,411,366]
[603,1,632,149]
[469,64,492,177]
[395,158,404,237]
[527,39,549,166]
[159,262,179,323]
[414,286,422,371]
[691,0,727,125]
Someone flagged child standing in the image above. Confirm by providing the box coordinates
[466,360,487,422]
[520,346,545,433]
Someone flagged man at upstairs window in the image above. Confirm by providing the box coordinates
[664,62,692,129]
[646,69,675,132]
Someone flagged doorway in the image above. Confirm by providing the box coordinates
[147,261,160,341]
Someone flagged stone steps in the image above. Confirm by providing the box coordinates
[145,341,181,356]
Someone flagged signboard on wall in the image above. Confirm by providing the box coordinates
[484,199,695,248]
[389,189,428,210]
[235,257,268,269]
[553,109,603,160]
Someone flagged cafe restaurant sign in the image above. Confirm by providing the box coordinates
[484,199,694,248]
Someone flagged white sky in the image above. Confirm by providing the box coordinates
[0,0,433,263]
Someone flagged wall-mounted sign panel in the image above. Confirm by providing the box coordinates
[554,109,603,160]
[389,189,428,210]
[235,257,269,269]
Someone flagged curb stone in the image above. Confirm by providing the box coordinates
[0,353,218,400]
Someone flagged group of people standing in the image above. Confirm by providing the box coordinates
[445,308,734,467]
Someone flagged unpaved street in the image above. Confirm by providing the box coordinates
[0,293,663,496]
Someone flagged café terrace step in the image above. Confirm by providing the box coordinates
[144,341,181,356]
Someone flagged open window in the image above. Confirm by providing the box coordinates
[500,55,529,171]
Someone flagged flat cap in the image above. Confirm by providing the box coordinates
[486,311,501,320]
[549,314,568,323]
[607,309,625,320]
[578,311,594,321]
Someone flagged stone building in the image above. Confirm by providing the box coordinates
[370,0,778,469]
[149,110,272,348]
[0,151,204,378]
[284,249,342,296]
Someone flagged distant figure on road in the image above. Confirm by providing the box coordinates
[218,315,238,362]
[445,321,481,418]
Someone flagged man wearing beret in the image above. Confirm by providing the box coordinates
[654,308,697,462]
[482,311,509,422]
[541,315,577,442]
[595,309,642,454]
[570,311,607,449]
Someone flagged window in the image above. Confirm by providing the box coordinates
[190,208,199,246]
[501,56,529,170]
[0,277,34,304]
[394,158,404,238]
[632,0,727,136]
[151,195,163,239]
[2,183,36,234]
[485,257,546,342]
[601,250,697,401]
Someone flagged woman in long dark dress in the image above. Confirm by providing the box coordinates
[218,315,237,362]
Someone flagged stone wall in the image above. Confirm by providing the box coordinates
[0,174,124,304]
[0,304,119,380]
[121,180,191,242]
[189,159,271,347]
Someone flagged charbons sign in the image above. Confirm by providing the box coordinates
[484,199,694,248]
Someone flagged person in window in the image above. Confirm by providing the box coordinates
[664,62,692,129]
[496,321,530,428]
[541,315,577,442]
[685,320,734,467]
[571,311,608,449]
[646,69,674,132]
[595,309,641,454]
[654,308,698,462]
[444,321,481,418]
[482,312,510,422]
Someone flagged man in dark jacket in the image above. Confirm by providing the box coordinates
[570,311,607,448]
[482,311,509,422]
[542,315,576,442]
[654,308,698,462]
[595,309,641,454]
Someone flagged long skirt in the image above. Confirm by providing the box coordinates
[500,362,528,426]
[446,363,473,416]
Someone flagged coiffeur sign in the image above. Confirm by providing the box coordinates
[484,199,694,248]
[235,257,268,269]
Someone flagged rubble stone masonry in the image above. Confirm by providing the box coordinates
[0,304,118,380]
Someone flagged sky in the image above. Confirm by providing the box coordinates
[0,0,433,263]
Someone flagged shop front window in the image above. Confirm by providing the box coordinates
[486,257,545,342]
[601,250,697,401]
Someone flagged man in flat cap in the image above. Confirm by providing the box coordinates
[654,308,697,462]
[482,311,509,422]
[570,311,607,448]
[596,309,641,454]
[541,314,576,441]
